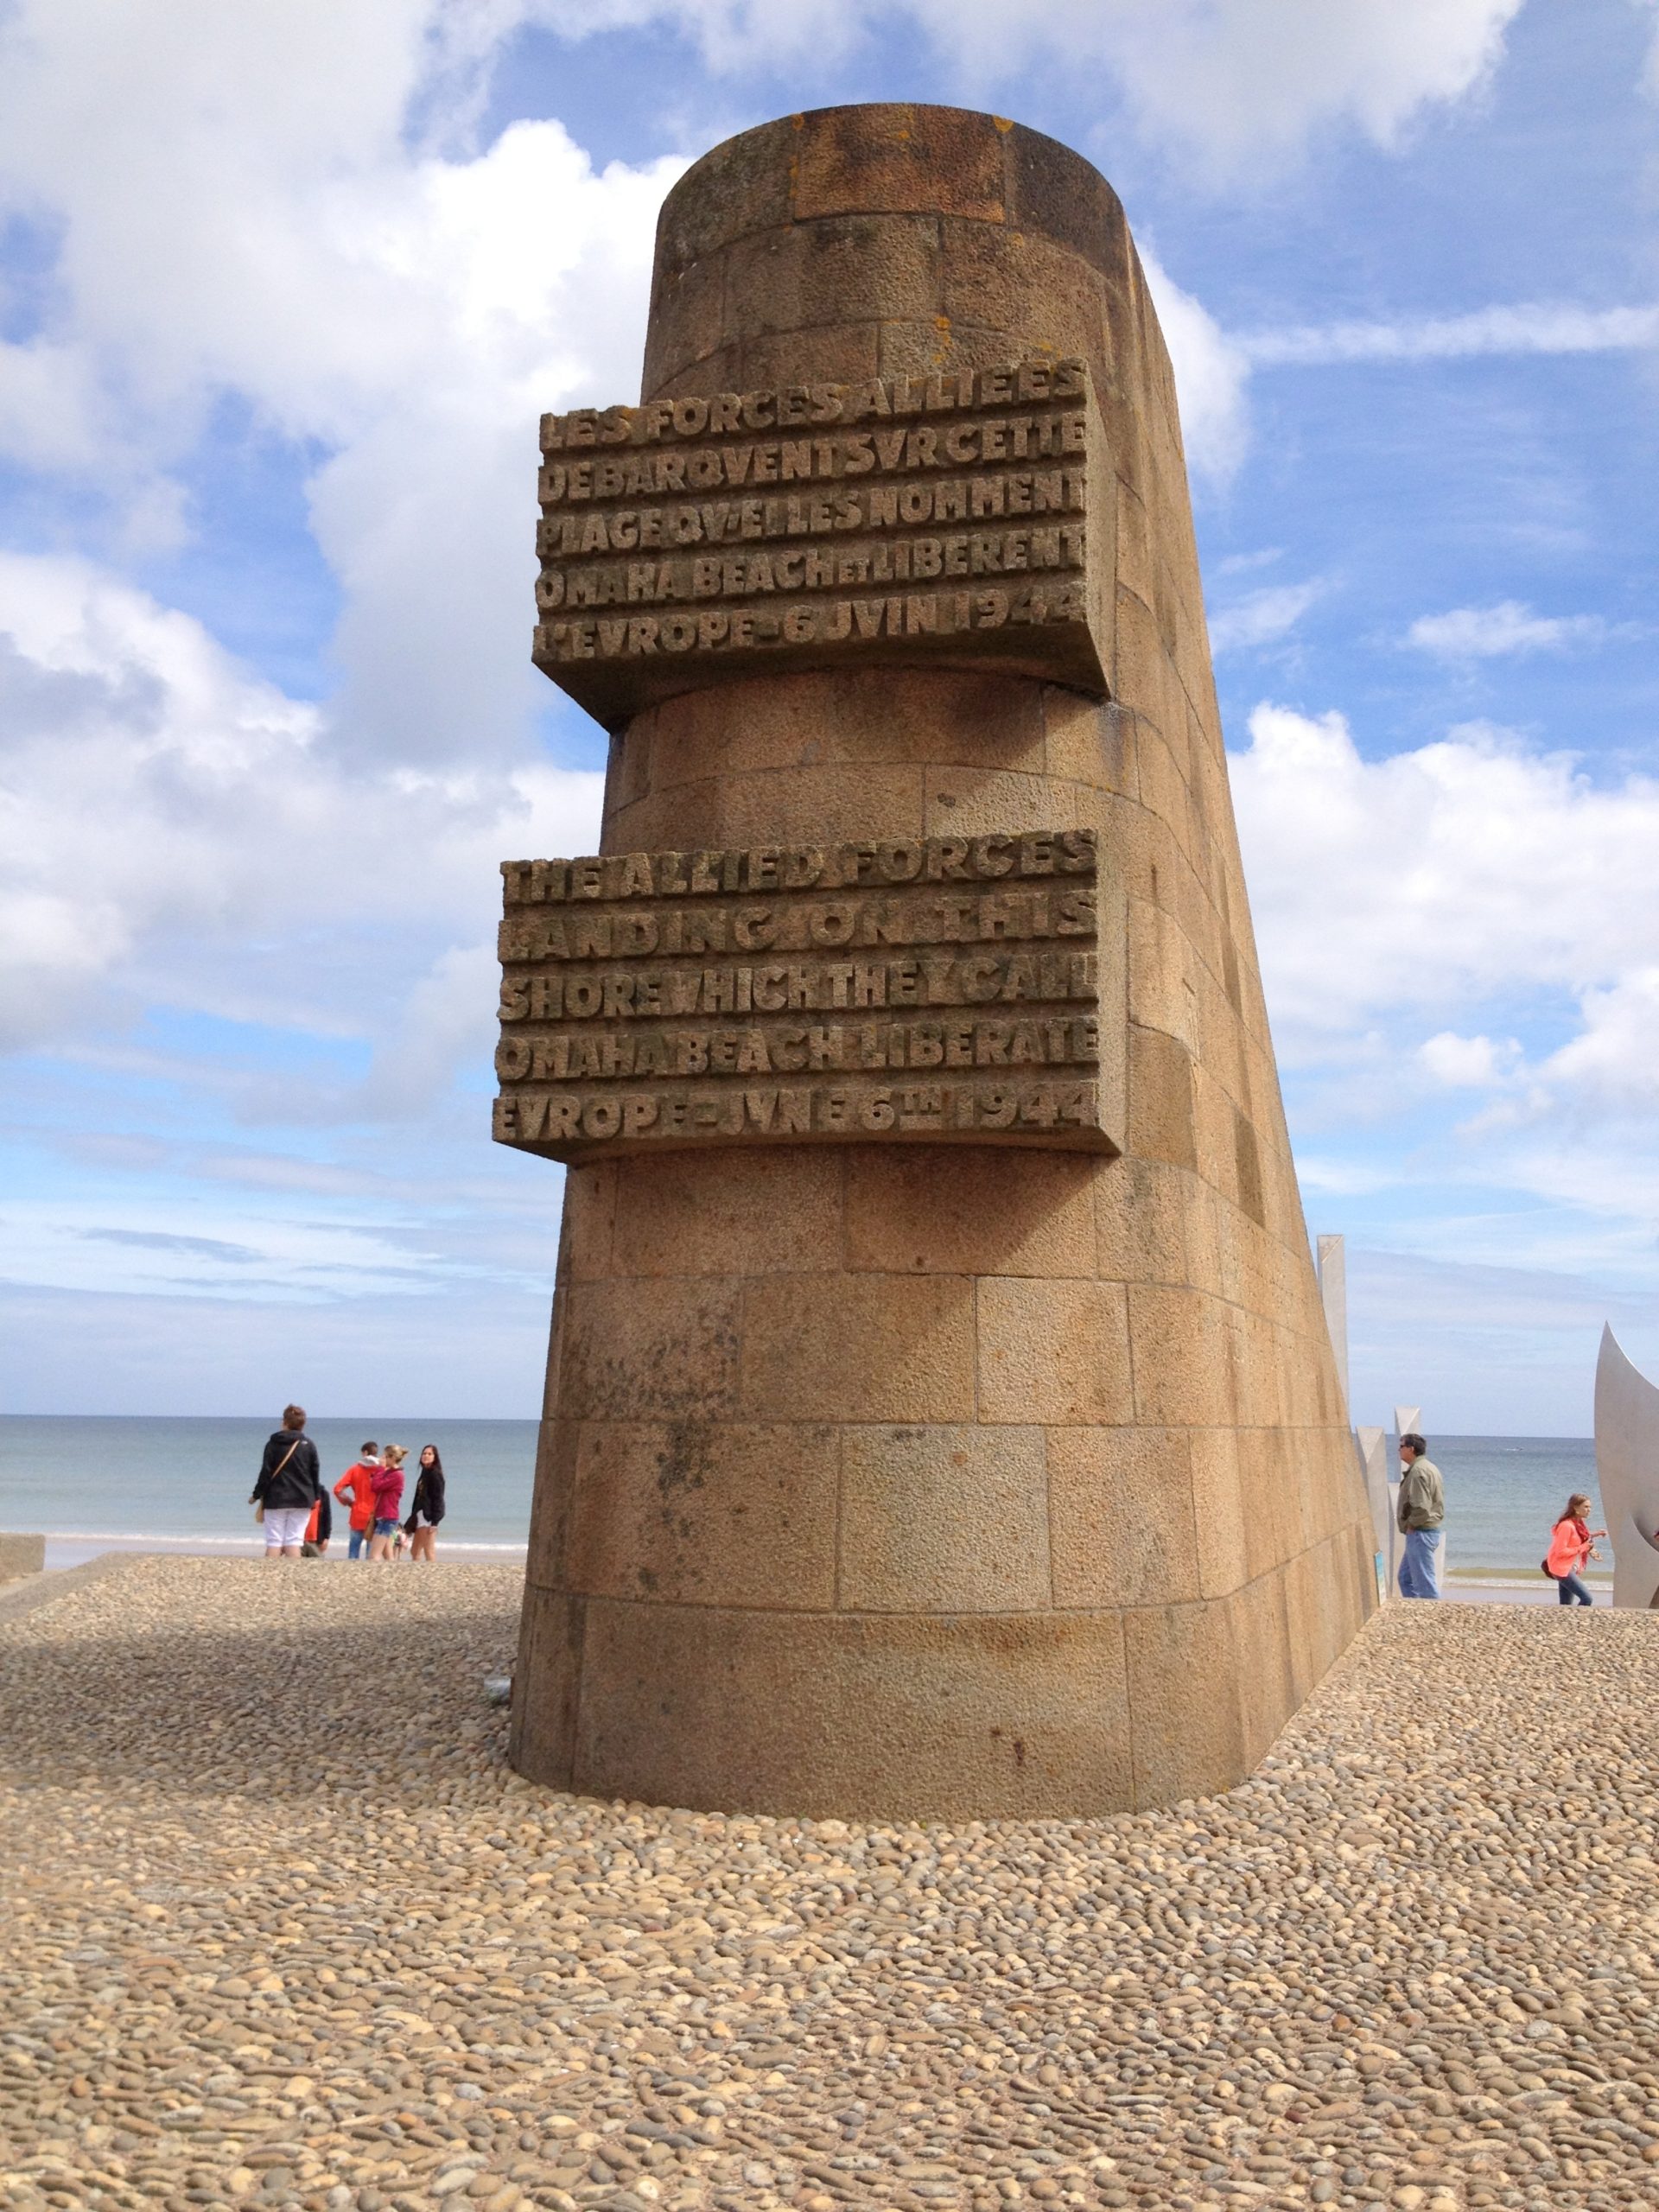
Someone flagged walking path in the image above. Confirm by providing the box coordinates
[1441,1574,1609,1608]
[3,1559,1657,2212]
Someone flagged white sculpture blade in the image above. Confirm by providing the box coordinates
[1356,1425,1392,1598]
[1594,1324,1659,1611]
[1318,1234,1350,1416]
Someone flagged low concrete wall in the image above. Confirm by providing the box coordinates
[0,1533,46,1584]
[0,1551,143,1625]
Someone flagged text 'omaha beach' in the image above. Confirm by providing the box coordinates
[493,830,1122,1160]
[532,359,1112,721]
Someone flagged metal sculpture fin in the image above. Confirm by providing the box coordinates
[1594,1325,1659,1610]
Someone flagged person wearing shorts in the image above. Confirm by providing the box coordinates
[404,1445,446,1562]
[251,1405,322,1562]
[263,1504,311,1554]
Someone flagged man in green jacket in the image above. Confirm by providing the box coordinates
[1396,1433,1445,1599]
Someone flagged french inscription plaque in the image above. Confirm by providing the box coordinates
[534,358,1112,726]
[493,828,1125,1162]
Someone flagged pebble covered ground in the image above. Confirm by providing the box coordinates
[3,1560,1659,2212]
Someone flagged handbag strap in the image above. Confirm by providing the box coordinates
[268,1439,302,1482]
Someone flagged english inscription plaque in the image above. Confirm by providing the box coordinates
[533,358,1113,726]
[493,828,1125,1162]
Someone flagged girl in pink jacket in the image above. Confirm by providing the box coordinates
[368,1445,407,1562]
[1545,1493,1605,1607]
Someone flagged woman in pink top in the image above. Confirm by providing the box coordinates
[368,1445,407,1562]
[1545,1492,1605,1606]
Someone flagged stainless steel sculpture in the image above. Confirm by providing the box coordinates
[1593,1325,1659,1610]
[1355,1425,1393,1600]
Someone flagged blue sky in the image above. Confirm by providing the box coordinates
[3,0,1657,1429]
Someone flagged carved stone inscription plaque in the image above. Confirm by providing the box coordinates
[493,829,1125,1163]
[533,359,1112,727]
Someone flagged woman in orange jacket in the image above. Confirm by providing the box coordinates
[333,1444,382,1561]
[1545,1492,1606,1606]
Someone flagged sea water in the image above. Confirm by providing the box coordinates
[0,1418,1604,1576]
[0,1416,537,1567]
[1433,1433,1603,1578]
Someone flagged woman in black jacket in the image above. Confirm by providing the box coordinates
[251,1404,322,1561]
[404,1444,446,1562]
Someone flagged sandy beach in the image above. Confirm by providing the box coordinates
[3,1558,1658,2212]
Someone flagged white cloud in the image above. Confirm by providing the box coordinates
[1418,1031,1522,1087]
[1211,298,1659,480]
[1538,970,1659,1114]
[534,0,1524,175]
[1406,601,1607,659]
[0,1192,460,1304]
[1138,248,1253,482]
[0,0,1602,715]
[0,552,602,1084]
[1,0,1493,1125]
[1144,280,1659,503]
[1231,704,1659,1275]
[1294,1158,1399,1197]
[1646,1,1659,103]
[1243,301,1659,366]
[1055,0,1525,175]
[1230,703,1659,1070]
[356,944,509,1120]
[0,2,684,762]
[0,2,667,1134]
[1216,547,1285,576]
[0,339,109,474]
[1208,580,1324,654]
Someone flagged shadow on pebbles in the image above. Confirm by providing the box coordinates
[3,1558,1659,2212]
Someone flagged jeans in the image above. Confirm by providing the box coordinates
[1557,1571,1592,1606]
[1399,1527,1443,1599]
[348,1529,368,1560]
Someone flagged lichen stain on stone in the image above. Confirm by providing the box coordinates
[654,1422,713,1497]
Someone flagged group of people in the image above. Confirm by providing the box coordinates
[1394,1433,1605,1605]
[251,1406,448,1562]
[251,1408,1607,1604]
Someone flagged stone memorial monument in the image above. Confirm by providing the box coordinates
[500,103,1376,1818]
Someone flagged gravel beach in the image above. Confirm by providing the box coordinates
[3,1559,1657,2212]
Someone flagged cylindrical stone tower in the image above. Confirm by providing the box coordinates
[506,104,1376,1819]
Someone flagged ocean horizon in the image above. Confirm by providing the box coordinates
[0,1416,1609,1580]
[1,1415,538,1568]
